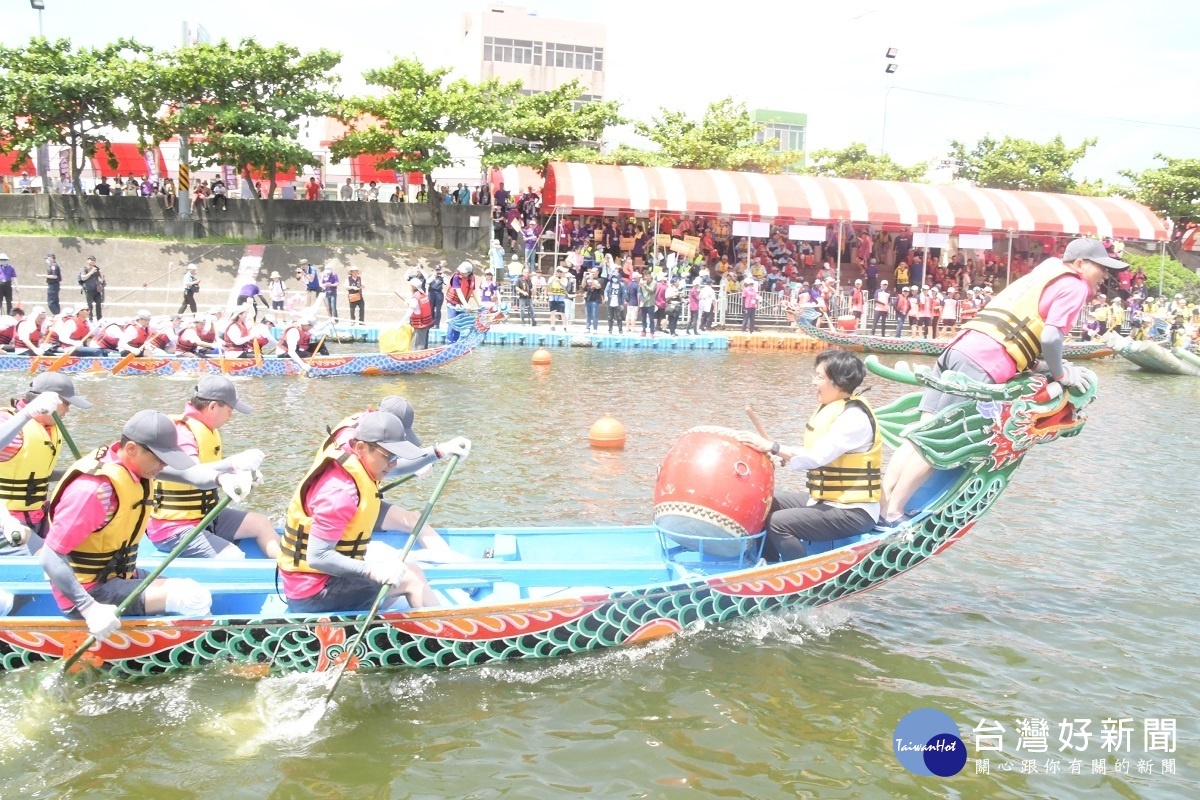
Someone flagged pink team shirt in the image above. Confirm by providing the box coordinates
[43,443,126,611]
[952,272,1091,382]
[145,407,210,544]
[281,446,368,600]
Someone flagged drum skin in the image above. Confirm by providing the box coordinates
[653,426,775,541]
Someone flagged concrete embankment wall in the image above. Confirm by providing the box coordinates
[0,195,489,251]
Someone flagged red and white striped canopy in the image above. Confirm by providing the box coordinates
[490,165,543,195]
[542,162,1167,241]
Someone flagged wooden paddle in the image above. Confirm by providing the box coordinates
[252,340,263,368]
[27,354,43,374]
[109,351,138,376]
[306,333,328,372]
[46,347,78,373]
[51,411,82,460]
[745,405,770,440]
[322,454,460,705]
[60,495,233,674]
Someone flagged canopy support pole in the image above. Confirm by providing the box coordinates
[1160,239,1166,298]
[552,207,561,273]
[835,220,843,292]
[1006,232,1013,288]
[653,210,659,275]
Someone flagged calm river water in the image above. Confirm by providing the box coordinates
[0,346,1195,799]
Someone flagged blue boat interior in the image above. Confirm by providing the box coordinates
[0,467,964,625]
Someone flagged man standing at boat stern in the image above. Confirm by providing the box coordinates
[146,377,280,560]
[736,350,881,561]
[280,414,456,613]
[880,237,1124,524]
[0,375,90,557]
[39,410,218,641]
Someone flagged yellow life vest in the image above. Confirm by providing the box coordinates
[279,446,381,575]
[0,406,62,511]
[313,412,364,468]
[961,258,1077,370]
[47,447,151,585]
[895,264,910,285]
[803,397,883,504]
[150,415,222,521]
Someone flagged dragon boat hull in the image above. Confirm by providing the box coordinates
[4,309,504,378]
[796,317,1113,360]
[1104,332,1200,377]
[0,359,1094,680]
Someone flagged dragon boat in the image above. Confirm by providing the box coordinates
[1103,331,1200,377]
[0,358,1095,679]
[794,310,1113,360]
[3,309,504,379]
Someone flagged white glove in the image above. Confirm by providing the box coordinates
[367,560,407,587]
[1,517,30,548]
[226,449,265,471]
[23,391,61,418]
[414,463,433,480]
[80,602,121,643]
[1053,362,1092,393]
[217,471,255,503]
[436,437,471,460]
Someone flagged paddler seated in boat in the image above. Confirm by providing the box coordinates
[89,318,124,355]
[144,315,183,356]
[880,237,1124,525]
[0,374,90,557]
[43,306,104,357]
[39,410,223,643]
[247,313,278,355]
[222,307,255,358]
[177,316,218,358]
[276,315,328,373]
[279,412,442,613]
[14,306,48,356]
[318,396,471,561]
[146,376,280,559]
[117,309,154,356]
[736,349,881,561]
[0,308,25,352]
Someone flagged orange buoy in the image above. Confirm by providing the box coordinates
[532,348,552,365]
[589,415,626,448]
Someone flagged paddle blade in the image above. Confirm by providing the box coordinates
[109,352,137,376]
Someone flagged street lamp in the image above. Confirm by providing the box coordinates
[880,47,899,155]
[29,0,44,37]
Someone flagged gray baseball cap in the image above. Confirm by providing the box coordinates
[122,410,194,470]
[352,412,414,456]
[377,396,420,445]
[29,373,92,409]
[1062,238,1127,271]
[194,376,253,414]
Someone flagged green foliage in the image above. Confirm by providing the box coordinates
[1118,154,1200,225]
[632,98,796,173]
[1123,250,1200,301]
[482,80,623,172]
[331,58,515,181]
[805,142,927,182]
[0,37,144,192]
[948,134,1097,193]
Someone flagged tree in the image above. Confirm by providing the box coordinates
[0,37,143,194]
[631,98,797,173]
[330,58,516,249]
[948,134,1097,193]
[805,142,927,182]
[1119,154,1200,225]
[482,80,623,172]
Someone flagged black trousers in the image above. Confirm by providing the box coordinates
[46,286,60,315]
[86,289,102,319]
[178,288,197,314]
[607,304,623,332]
[763,491,875,562]
[349,299,364,322]
[0,283,11,315]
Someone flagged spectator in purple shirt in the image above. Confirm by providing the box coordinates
[0,255,15,314]
[320,265,339,320]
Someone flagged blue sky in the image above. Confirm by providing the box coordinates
[4,0,1197,182]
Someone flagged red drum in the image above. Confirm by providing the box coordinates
[653,426,775,556]
[837,315,858,332]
